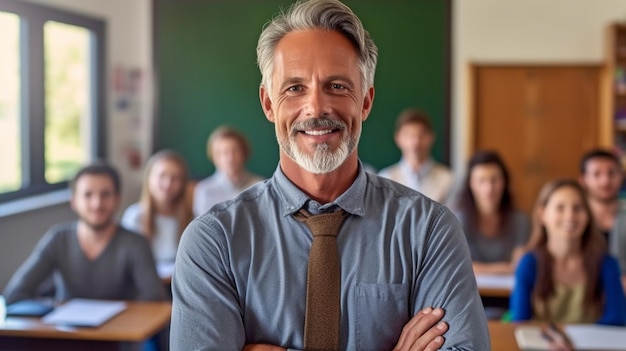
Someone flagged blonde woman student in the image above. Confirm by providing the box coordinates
[510,179,626,325]
[122,150,193,264]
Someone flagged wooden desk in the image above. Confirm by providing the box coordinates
[489,321,520,351]
[489,321,626,351]
[0,301,171,351]
[480,286,512,298]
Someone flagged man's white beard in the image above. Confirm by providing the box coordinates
[278,117,359,174]
[283,137,351,174]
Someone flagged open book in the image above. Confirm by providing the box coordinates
[515,324,626,351]
[514,325,551,350]
[42,298,127,327]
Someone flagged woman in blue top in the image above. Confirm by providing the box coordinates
[510,179,626,326]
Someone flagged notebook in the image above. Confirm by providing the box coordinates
[6,299,55,317]
[514,325,551,350]
[515,324,626,351]
[41,298,127,327]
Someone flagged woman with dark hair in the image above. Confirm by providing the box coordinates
[454,150,530,274]
[510,179,626,325]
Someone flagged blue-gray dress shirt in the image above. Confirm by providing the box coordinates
[171,163,490,350]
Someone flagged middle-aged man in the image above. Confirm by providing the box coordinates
[170,0,489,350]
[579,148,626,292]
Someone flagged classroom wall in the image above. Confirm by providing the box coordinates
[452,0,626,173]
[0,0,152,290]
[5,0,626,291]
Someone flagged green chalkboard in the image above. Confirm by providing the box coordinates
[155,0,450,179]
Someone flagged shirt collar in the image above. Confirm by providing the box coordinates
[273,161,367,218]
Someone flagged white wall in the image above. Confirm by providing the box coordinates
[0,0,152,290]
[452,0,626,172]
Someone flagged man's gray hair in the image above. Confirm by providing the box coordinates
[256,0,378,96]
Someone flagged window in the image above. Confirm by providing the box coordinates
[0,12,21,194]
[44,21,92,183]
[0,0,106,204]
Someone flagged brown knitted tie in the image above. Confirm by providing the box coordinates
[294,208,348,351]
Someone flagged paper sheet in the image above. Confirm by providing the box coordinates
[42,298,127,327]
[515,324,626,350]
[564,324,626,350]
[475,274,515,290]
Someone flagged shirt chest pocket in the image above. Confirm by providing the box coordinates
[354,283,410,351]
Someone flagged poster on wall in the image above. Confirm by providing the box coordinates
[112,65,143,170]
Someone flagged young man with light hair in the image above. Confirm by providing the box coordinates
[379,109,454,203]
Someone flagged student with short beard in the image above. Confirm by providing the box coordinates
[579,149,626,292]
[3,163,165,304]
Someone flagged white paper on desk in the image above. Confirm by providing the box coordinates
[564,324,626,350]
[475,274,515,289]
[42,298,127,327]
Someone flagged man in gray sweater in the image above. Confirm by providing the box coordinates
[3,163,165,304]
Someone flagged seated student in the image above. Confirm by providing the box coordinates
[578,149,626,292]
[453,150,530,275]
[121,150,192,265]
[510,179,626,326]
[193,126,264,216]
[3,163,166,305]
[378,108,454,203]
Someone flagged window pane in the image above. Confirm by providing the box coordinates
[0,12,21,194]
[44,21,92,184]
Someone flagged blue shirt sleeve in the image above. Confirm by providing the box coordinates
[597,255,626,326]
[510,252,536,321]
[170,217,247,351]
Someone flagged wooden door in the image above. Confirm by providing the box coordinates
[472,65,600,214]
